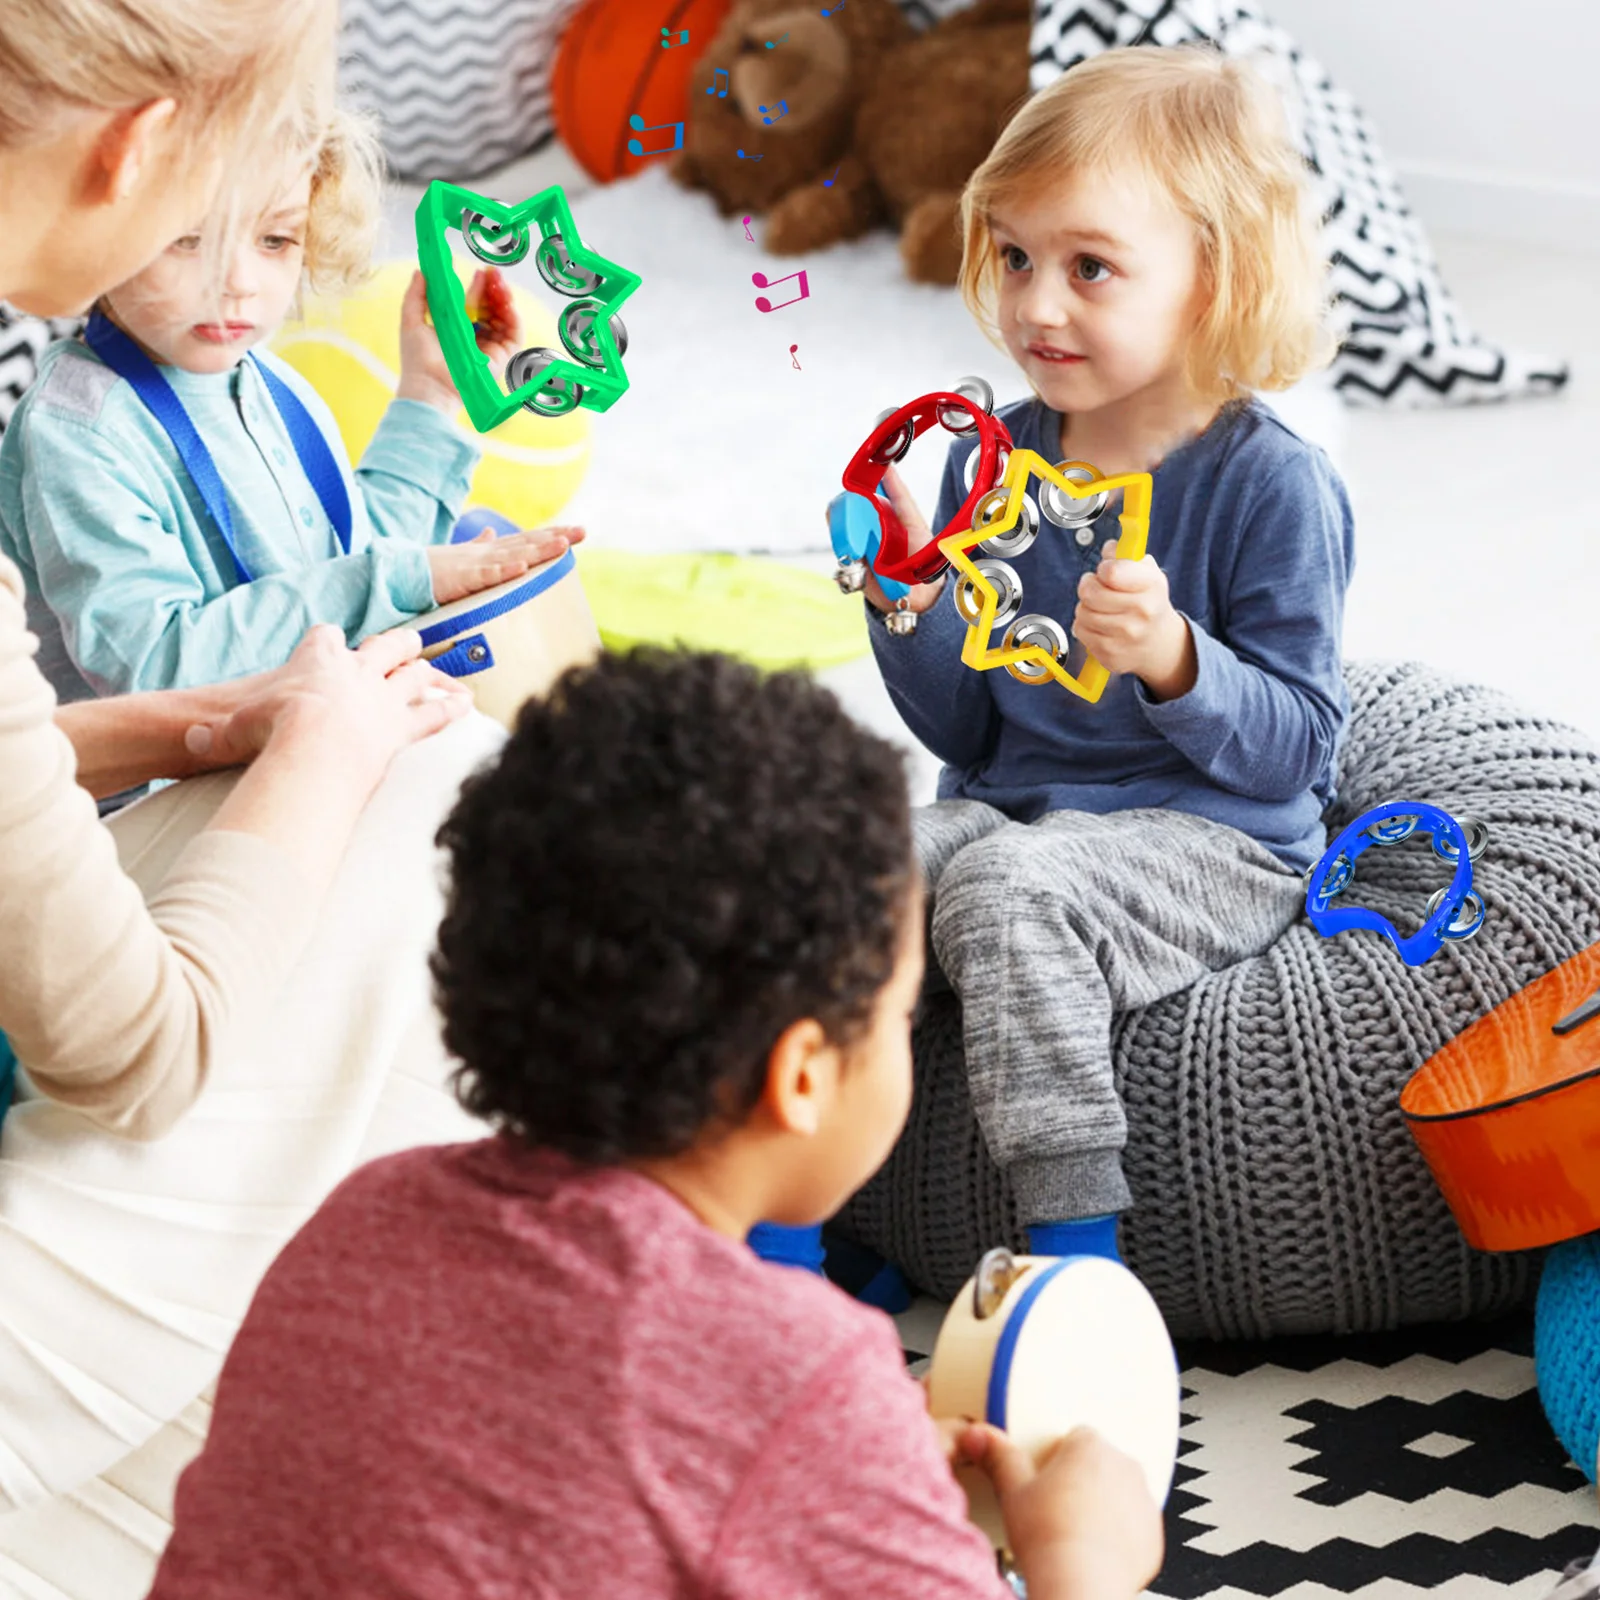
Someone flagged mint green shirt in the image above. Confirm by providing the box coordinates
[0,338,481,698]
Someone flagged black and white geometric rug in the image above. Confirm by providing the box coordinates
[897,1307,1600,1598]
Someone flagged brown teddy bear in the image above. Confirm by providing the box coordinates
[671,0,1031,285]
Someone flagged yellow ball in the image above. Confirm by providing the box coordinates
[271,259,592,530]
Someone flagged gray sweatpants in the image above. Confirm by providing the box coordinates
[914,799,1305,1226]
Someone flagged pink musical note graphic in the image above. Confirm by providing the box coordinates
[627,114,684,157]
[736,148,763,161]
[743,216,755,241]
[790,344,802,370]
[705,68,730,98]
[753,269,810,313]
[660,26,689,48]
[759,100,789,126]
[823,163,842,187]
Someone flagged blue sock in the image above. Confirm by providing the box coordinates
[747,1221,827,1275]
[1028,1215,1122,1263]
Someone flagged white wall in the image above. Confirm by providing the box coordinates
[1264,0,1600,253]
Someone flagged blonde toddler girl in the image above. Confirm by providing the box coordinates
[861,45,1354,1266]
[0,100,578,700]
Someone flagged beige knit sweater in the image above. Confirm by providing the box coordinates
[0,554,316,1139]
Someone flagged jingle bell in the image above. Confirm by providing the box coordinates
[884,605,920,636]
[505,347,587,416]
[834,558,868,595]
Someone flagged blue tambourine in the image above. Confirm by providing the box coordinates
[1305,800,1489,967]
[827,490,911,606]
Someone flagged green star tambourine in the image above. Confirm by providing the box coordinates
[414,179,641,431]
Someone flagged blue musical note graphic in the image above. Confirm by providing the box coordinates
[627,115,684,158]
[705,67,729,98]
[759,101,789,126]
[737,148,763,162]
[821,0,846,13]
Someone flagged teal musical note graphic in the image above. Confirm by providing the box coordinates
[765,31,789,47]
[627,115,684,157]
[660,27,689,48]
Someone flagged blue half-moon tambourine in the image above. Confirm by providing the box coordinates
[1304,800,1489,967]
[827,490,911,606]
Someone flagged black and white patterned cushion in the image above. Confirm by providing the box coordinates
[0,303,84,438]
[338,0,586,182]
[1030,0,1571,407]
[896,0,987,26]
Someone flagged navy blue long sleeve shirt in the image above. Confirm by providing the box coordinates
[869,396,1355,870]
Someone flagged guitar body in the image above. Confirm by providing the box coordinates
[1402,942,1600,1251]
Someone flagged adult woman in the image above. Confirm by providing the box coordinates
[0,2,491,1136]
[0,3,525,1591]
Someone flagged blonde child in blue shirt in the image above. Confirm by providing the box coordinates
[0,105,580,702]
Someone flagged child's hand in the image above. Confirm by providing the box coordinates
[426,525,585,607]
[861,466,948,616]
[1073,539,1197,701]
[397,266,523,416]
[957,1423,1164,1600]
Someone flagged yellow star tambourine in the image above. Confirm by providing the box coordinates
[934,449,1153,703]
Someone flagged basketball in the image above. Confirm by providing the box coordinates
[552,0,733,183]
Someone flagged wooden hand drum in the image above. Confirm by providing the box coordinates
[403,549,600,729]
[1401,941,1600,1251]
[926,1250,1181,1553]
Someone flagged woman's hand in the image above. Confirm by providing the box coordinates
[184,623,472,779]
[1073,539,1197,702]
[397,266,523,415]
[862,467,949,616]
[956,1423,1164,1600]
[425,525,585,607]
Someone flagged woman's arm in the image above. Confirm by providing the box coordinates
[54,676,255,798]
[2,554,471,1141]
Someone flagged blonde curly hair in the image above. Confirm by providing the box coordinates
[959,45,1334,402]
[299,105,386,300]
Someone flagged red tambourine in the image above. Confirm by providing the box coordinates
[841,378,1013,589]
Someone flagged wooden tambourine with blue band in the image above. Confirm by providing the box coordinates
[402,541,600,729]
[1304,800,1489,967]
[927,1248,1181,1571]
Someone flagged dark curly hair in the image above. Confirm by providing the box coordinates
[431,648,915,1163]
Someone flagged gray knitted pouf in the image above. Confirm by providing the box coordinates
[838,660,1600,1339]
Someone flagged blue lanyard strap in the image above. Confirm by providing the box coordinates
[82,312,353,585]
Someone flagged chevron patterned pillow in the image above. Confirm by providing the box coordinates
[0,303,84,438]
[897,0,986,24]
[1030,0,1571,407]
[338,0,587,182]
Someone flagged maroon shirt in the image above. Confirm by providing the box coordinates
[150,1137,1009,1599]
